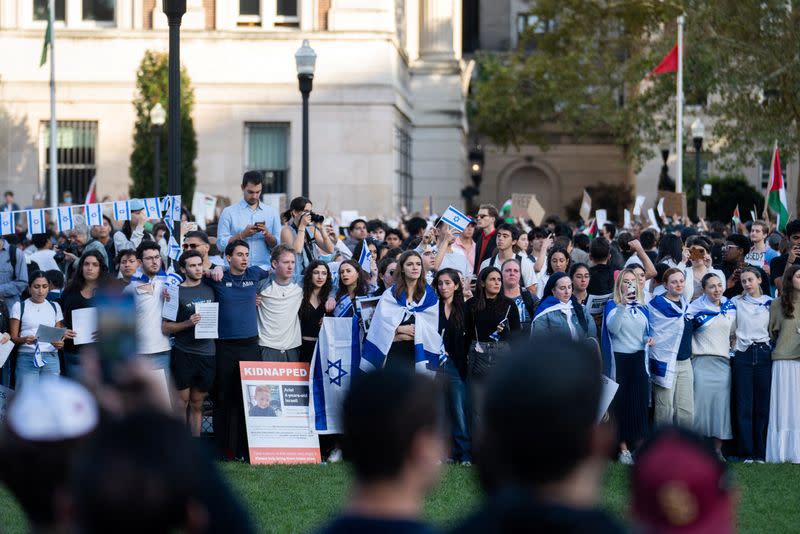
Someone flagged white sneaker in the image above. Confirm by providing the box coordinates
[716,449,726,463]
[327,448,343,463]
[743,458,754,464]
[618,450,634,465]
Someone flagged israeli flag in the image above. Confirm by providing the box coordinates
[309,317,361,434]
[113,201,131,221]
[0,212,14,236]
[33,341,45,368]
[56,206,74,233]
[169,195,181,223]
[361,284,442,375]
[357,242,372,273]
[167,235,182,261]
[440,205,471,233]
[144,197,160,219]
[26,209,46,235]
[165,264,184,286]
[85,203,103,227]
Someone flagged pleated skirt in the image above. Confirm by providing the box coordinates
[613,351,650,447]
[766,360,800,464]
[692,355,732,440]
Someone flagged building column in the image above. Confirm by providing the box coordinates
[419,0,455,61]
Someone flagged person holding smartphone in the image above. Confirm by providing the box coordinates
[769,219,800,292]
[601,269,654,465]
[684,236,725,302]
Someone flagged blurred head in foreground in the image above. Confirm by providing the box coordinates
[341,367,445,509]
[632,426,734,534]
[0,377,98,531]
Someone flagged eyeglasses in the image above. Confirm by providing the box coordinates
[142,255,161,262]
[475,214,488,219]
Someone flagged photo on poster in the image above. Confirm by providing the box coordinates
[246,384,282,417]
[355,296,381,331]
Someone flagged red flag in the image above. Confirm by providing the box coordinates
[647,44,678,78]
[84,176,97,205]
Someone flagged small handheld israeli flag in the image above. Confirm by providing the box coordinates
[165,264,184,286]
[113,200,131,221]
[33,340,45,368]
[85,203,103,227]
[27,209,46,235]
[169,195,181,223]
[358,242,372,273]
[0,212,14,236]
[144,197,160,219]
[56,206,74,233]
[167,235,182,261]
[440,205,471,233]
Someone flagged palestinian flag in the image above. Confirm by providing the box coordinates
[765,143,789,232]
[732,205,740,225]
[582,219,598,239]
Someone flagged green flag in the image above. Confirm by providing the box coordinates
[40,12,51,67]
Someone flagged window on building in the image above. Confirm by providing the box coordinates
[517,12,554,49]
[760,152,786,190]
[275,0,298,25]
[82,0,115,22]
[239,0,260,24]
[394,127,412,210]
[245,124,289,194]
[40,121,97,205]
[33,0,66,21]
[237,0,299,27]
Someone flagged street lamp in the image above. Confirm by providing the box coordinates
[691,118,705,220]
[163,0,186,244]
[295,39,316,199]
[150,102,166,198]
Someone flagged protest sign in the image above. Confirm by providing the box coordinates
[656,197,666,218]
[648,208,661,231]
[595,209,608,229]
[526,195,546,226]
[191,192,216,230]
[623,209,632,229]
[241,362,321,464]
[597,375,619,423]
[657,191,687,217]
[633,195,646,216]
[580,190,592,221]
[511,193,533,219]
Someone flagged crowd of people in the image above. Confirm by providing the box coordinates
[0,170,798,529]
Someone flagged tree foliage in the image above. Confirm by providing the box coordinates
[129,50,197,202]
[565,182,633,224]
[470,0,800,205]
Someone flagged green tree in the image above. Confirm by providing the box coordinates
[129,50,197,203]
[470,1,800,207]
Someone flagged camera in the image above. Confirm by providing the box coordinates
[54,242,82,264]
[309,212,325,224]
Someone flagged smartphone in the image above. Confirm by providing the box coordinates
[254,221,266,230]
[689,247,705,262]
[94,288,138,384]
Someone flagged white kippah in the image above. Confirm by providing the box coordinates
[7,377,98,442]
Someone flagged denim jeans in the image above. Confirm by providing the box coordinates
[63,350,82,380]
[733,343,772,460]
[15,351,60,390]
[439,360,471,462]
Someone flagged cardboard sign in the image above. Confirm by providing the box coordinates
[633,195,646,216]
[511,193,533,219]
[580,190,592,221]
[526,195,546,226]
[241,362,321,464]
[657,191,687,218]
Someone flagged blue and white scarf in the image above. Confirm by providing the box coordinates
[530,296,576,340]
[332,294,355,318]
[600,300,651,381]
[687,295,736,332]
[647,294,688,389]
[361,284,442,375]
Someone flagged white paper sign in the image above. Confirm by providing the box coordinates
[71,307,98,345]
[623,209,632,229]
[340,210,360,228]
[633,195,646,216]
[597,375,619,423]
[161,285,180,321]
[657,197,666,217]
[0,341,14,368]
[35,325,66,344]
[585,293,612,316]
[647,208,661,231]
[194,302,219,339]
[595,209,608,229]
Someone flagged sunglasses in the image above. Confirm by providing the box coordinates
[182,243,201,250]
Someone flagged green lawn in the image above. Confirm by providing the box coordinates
[1,463,799,533]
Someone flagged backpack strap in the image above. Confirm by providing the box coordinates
[7,244,16,281]
[20,299,57,319]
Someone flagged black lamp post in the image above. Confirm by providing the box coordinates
[163,0,185,243]
[295,40,316,199]
[150,102,166,198]
[691,118,705,219]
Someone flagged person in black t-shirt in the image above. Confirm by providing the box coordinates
[769,218,800,292]
[315,368,444,534]
[452,338,625,534]
[719,234,770,298]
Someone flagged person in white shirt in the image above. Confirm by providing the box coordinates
[480,223,537,294]
[26,234,59,272]
[9,271,74,389]
[731,267,773,463]
[745,220,778,273]
[129,241,171,372]
[257,244,303,362]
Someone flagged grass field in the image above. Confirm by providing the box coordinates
[1,462,799,533]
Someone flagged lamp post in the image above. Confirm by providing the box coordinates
[691,118,705,220]
[150,102,166,198]
[163,0,185,244]
[295,40,316,199]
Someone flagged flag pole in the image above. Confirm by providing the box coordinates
[47,0,58,209]
[675,15,684,194]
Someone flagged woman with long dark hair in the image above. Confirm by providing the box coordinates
[376,256,397,294]
[331,259,370,318]
[570,262,591,306]
[656,233,685,268]
[298,260,334,363]
[362,251,441,371]
[766,264,800,463]
[59,250,109,378]
[280,196,334,279]
[114,203,152,252]
[434,268,470,464]
[536,245,572,298]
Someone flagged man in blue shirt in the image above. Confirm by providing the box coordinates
[216,171,280,268]
[0,237,28,386]
[205,239,270,461]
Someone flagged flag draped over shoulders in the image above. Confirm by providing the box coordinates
[686,294,735,332]
[600,300,651,381]
[646,294,687,389]
[361,284,441,375]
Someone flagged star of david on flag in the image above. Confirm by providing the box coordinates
[27,209,46,235]
[144,197,161,219]
[326,358,348,387]
[113,201,131,221]
[440,205,471,233]
[56,206,74,233]
[84,203,103,227]
[0,212,13,236]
